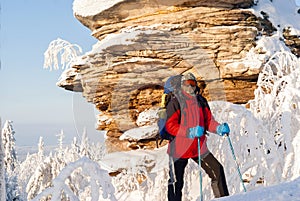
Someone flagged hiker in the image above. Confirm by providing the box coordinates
[165,72,230,201]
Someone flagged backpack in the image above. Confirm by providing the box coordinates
[156,75,182,148]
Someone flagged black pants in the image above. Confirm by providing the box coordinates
[168,153,229,201]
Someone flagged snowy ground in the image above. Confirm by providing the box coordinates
[96,141,300,201]
[17,143,300,201]
[214,177,300,201]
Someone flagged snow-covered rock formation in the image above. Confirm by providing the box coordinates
[56,0,300,152]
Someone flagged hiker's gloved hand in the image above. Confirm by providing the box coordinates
[187,126,204,138]
[217,123,230,136]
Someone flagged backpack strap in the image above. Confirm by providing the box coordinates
[196,94,210,132]
[196,94,210,109]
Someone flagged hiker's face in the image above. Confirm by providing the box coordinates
[182,80,196,95]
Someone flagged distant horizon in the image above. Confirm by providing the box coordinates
[0,0,100,146]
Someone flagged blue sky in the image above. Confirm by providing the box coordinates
[0,0,101,146]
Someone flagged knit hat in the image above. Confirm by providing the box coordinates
[181,72,196,83]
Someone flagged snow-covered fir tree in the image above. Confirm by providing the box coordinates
[1,120,21,200]
[37,136,44,161]
[71,137,80,155]
[0,119,6,201]
[26,131,69,200]
[56,129,65,158]
[26,152,67,200]
[79,128,89,157]
[17,138,46,200]
[2,120,18,174]
[5,174,21,201]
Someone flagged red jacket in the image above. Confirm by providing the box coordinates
[165,91,220,158]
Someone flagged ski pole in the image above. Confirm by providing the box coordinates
[225,134,247,192]
[197,137,203,201]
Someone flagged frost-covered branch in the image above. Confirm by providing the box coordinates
[43,38,82,71]
[31,157,116,201]
[247,50,300,181]
[250,51,300,122]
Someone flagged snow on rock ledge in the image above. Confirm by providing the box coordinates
[73,0,126,17]
[119,124,158,142]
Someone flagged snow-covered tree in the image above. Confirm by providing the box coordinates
[1,120,21,200]
[26,153,67,200]
[78,129,106,161]
[37,137,44,160]
[2,120,18,174]
[22,129,106,200]
[31,157,117,201]
[17,153,39,200]
[79,128,89,157]
[43,38,82,71]
[56,129,65,158]
[5,175,21,201]
[249,51,300,181]
[17,138,46,200]
[0,119,6,201]
[71,137,80,154]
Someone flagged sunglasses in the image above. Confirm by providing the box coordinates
[183,80,197,87]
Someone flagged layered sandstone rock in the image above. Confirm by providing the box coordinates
[57,0,298,152]
[283,27,300,57]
